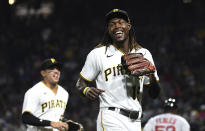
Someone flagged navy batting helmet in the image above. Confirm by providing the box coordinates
[164,98,177,109]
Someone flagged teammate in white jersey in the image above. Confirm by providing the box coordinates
[76,9,160,131]
[143,98,190,131]
[22,58,69,131]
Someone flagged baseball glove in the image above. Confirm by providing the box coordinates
[121,53,156,76]
[65,120,84,131]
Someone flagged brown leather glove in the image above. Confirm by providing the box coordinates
[121,53,156,76]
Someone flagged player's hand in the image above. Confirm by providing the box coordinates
[86,87,105,100]
[50,121,69,131]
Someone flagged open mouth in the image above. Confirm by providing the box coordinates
[114,30,123,38]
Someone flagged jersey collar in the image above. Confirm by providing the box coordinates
[107,44,126,57]
[41,81,58,95]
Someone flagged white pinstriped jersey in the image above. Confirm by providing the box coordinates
[80,44,159,112]
[143,113,190,131]
[22,81,69,131]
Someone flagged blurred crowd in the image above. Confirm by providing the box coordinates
[0,0,205,130]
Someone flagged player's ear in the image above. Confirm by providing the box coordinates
[40,70,46,77]
[127,23,131,31]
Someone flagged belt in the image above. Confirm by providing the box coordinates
[108,107,139,120]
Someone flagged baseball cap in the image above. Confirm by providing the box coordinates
[105,9,130,23]
[40,58,62,71]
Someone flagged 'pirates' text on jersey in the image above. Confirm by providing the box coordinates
[22,81,69,130]
[80,44,159,112]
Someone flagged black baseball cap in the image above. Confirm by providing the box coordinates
[40,58,62,71]
[105,9,130,23]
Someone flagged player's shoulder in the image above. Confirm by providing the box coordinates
[147,113,169,122]
[25,82,43,94]
[170,113,190,127]
[94,43,104,49]
[88,44,106,56]
[172,114,189,122]
[134,47,150,54]
[92,44,106,52]
[145,114,158,124]
[150,113,164,119]
[58,85,68,93]
[157,113,188,122]
[58,85,69,96]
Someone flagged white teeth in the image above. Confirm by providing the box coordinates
[115,31,123,34]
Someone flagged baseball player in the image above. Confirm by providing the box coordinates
[22,58,69,131]
[143,98,190,131]
[76,9,160,131]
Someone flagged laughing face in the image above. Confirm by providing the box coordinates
[41,68,61,85]
[108,18,131,43]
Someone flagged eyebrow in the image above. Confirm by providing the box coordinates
[47,70,53,74]
[109,19,125,24]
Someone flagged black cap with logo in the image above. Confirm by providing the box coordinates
[105,9,130,23]
[40,58,62,71]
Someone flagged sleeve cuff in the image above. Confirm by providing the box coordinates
[80,73,93,82]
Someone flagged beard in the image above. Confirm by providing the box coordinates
[112,34,129,45]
